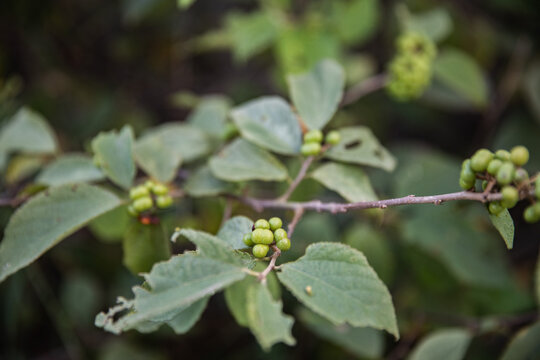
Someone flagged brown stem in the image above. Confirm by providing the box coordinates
[278,156,315,202]
[287,207,304,238]
[258,245,281,284]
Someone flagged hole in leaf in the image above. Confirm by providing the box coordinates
[345,140,362,150]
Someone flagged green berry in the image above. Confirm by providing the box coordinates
[397,32,437,60]
[487,159,503,176]
[252,244,270,258]
[152,183,169,196]
[470,149,494,172]
[496,162,516,186]
[301,142,321,156]
[304,130,323,144]
[488,201,504,215]
[268,217,282,231]
[254,219,270,230]
[514,168,529,183]
[495,150,511,161]
[133,196,153,212]
[510,146,529,166]
[252,229,274,245]
[500,186,519,209]
[523,204,540,223]
[325,131,341,145]
[243,233,254,247]
[156,195,173,209]
[276,238,291,251]
[460,159,476,183]
[127,205,138,217]
[144,180,156,189]
[459,177,475,190]
[274,228,288,241]
[222,122,239,140]
[129,185,150,200]
[536,177,540,199]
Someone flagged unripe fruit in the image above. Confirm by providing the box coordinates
[460,159,476,182]
[500,186,519,209]
[268,217,282,231]
[514,168,529,183]
[301,142,321,156]
[254,219,270,230]
[129,185,150,200]
[470,149,494,172]
[243,233,254,247]
[459,177,475,190]
[510,146,529,166]
[127,205,138,217]
[487,159,503,176]
[152,183,169,196]
[156,195,173,209]
[252,229,274,245]
[523,204,540,223]
[488,201,504,215]
[274,228,288,241]
[325,131,341,145]
[252,244,269,258]
[276,238,291,251]
[495,150,511,161]
[304,130,323,144]
[222,123,239,140]
[496,162,516,186]
[144,180,156,189]
[133,196,153,212]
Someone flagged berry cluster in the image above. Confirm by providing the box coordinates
[459,146,540,222]
[128,180,173,216]
[387,32,437,101]
[243,217,291,258]
[300,129,340,156]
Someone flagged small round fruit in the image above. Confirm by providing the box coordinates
[325,131,341,145]
[501,186,519,209]
[470,149,494,172]
[274,228,288,241]
[133,196,153,212]
[304,130,323,144]
[268,217,282,231]
[488,201,504,215]
[252,244,270,258]
[152,183,169,196]
[243,233,254,247]
[459,177,475,190]
[514,168,529,183]
[127,205,138,217]
[129,185,150,200]
[144,180,156,189]
[301,142,322,156]
[254,219,270,230]
[276,238,291,251]
[496,162,516,186]
[523,205,540,223]
[510,146,529,166]
[460,160,476,182]
[156,195,173,209]
[252,229,274,245]
[487,159,503,176]
[495,150,511,161]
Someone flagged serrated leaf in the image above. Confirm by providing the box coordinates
[231,96,302,155]
[409,328,472,360]
[330,0,379,46]
[488,209,514,249]
[209,138,288,182]
[36,154,105,187]
[0,107,58,155]
[246,283,295,351]
[324,126,396,171]
[184,165,236,197]
[123,223,171,274]
[0,184,122,283]
[299,308,384,359]
[287,59,345,130]
[134,136,182,183]
[404,8,453,42]
[226,11,278,62]
[91,125,136,189]
[165,296,208,334]
[311,162,377,202]
[433,48,488,107]
[187,96,231,138]
[277,242,399,338]
[217,216,253,249]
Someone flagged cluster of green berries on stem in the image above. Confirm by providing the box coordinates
[459,146,540,222]
[300,129,340,156]
[387,32,437,101]
[128,180,174,217]
[243,217,291,258]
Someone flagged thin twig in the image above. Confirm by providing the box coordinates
[287,207,304,238]
[258,245,281,284]
[340,74,388,107]
[278,156,315,202]
[219,198,234,228]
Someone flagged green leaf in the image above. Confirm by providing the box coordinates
[324,126,396,171]
[5,155,45,184]
[287,59,345,130]
[226,11,278,62]
[209,139,288,182]
[187,96,231,138]
[298,308,384,359]
[0,184,122,283]
[246,283,295,351]
[0,107,58,155]
[330,0,379,45]
[488,209,514,249]
[123,223,171,274]
[165,297,209,334]
[404,8,453,42]
[277,242,399,338]
[409,328,472,360]
[89,205,131,243]
[36,154,105,187]
[91,125,136,189]
[231,96,302,155]
[500,322,540,360]
[311,162,377,202]
[217,216,253,250]
[184,165,236,197]
[178,0,196,9]
[134,136,182,183]
[433,48,488,107]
